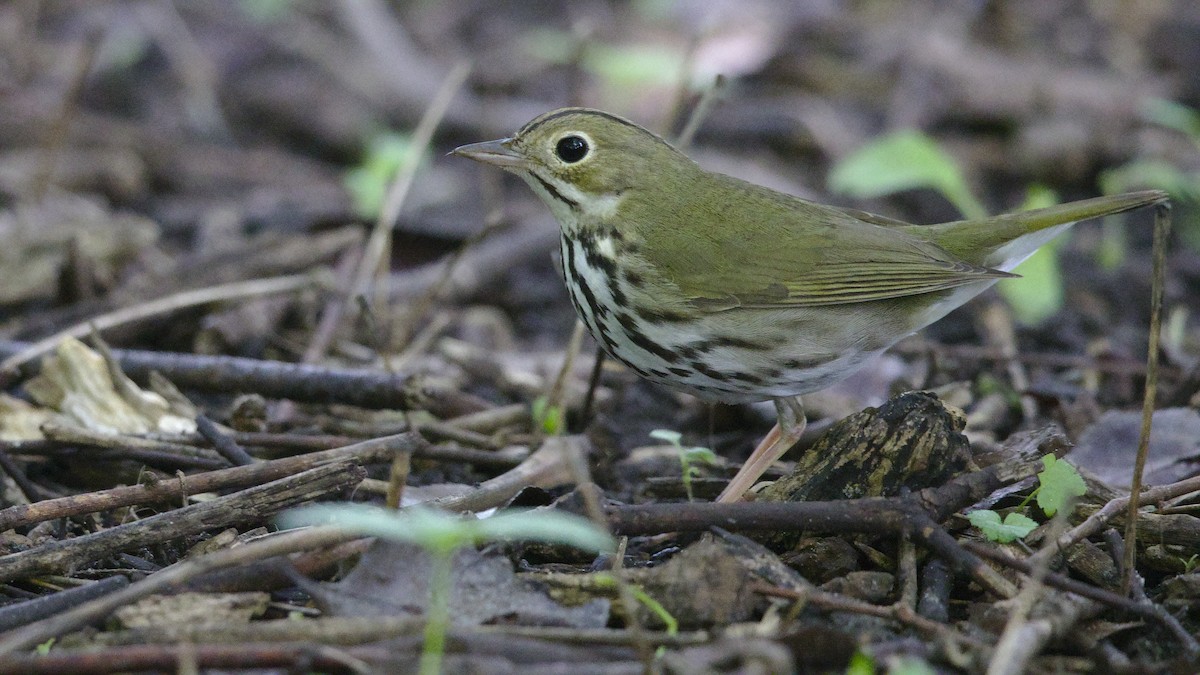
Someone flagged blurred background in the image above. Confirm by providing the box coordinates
[1,0,1198,450]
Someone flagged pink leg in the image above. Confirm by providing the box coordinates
[715,397,806,503]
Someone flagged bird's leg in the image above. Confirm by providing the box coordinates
[715,396,807,503]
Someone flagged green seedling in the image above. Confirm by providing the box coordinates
[278,505,614,675]
[967,509,1038,544]
[594,573,677,660]
[1033,454,1087,517]
[531,395,565,436]
[649,429,719,501]
[994,185,1066,325]
[829,129,987,220]
[967,455,1086,543]
[522,28,684,90]
[1101,98,1200,253]
[345,131,424,218]
[845,650,875,675]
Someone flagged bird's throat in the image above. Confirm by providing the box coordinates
[519,171,625,232]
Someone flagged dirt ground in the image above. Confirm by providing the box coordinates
[0,1,1198,673]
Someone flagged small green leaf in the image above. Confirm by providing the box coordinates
[649,429,682,445]
[1100,160,1200,203]
[1036,455,1087,517]
[277,504,615,555]
[845,650,876,675]
[35,638,55,655]
[681,446,719,465]
[997,244,1064,325]
[888,656,937,675]
[1017,183,1060,212]
[531,396,564,435]
[476,510,615,551]
[652,429,719,502]
[829,130,987,220]
[996,184,1066,324]
[1141,98,1200,146]
[522,29,683,88]
[968,509,1037,543]
[344,132,423,218]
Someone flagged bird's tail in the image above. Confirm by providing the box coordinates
[913,190,1168,271]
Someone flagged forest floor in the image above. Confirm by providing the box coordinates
[0,2,1198,673]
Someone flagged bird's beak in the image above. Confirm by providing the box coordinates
[451,138,529,169]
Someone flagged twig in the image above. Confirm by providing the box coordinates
[0,447,45,503]
[675,74,727,149]
[0,574,128,633]
[392,139,507,354]
[347,62,470,302]
[195,414,256,466]
[0,274,322,375]
[384,217,560,304]
[1123,201,1170,593]
[302,243,363,365]
[752,582,983,649]
[545,321,586,429]
[987,517,1070,675]
[604,454,1057,599]
[963,541,1158,623]
[0,340,488,416]
[580,349,606,425]
[0,462,364,584]
[0,433,425,531]
[135,1,229,137]
[429,435,584,513]
[0,526,360,654]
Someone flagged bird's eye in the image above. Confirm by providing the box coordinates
[555,135,589,163]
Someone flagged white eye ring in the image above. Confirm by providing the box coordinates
[554,132,593,164]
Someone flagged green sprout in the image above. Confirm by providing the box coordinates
[278,505,614,675]
[994,184,1066,325]
[649,429,719,501]
[1101,98,1200,253]
[344,131,424,218]
[967,455,1086,543]
[829,130,987,220]
[967,509,1038,544]
[845,650,875,675]
[531,395,565,436]
[1033,454,1087,517]
[594,573,677,660]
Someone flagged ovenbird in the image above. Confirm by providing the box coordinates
[454,107,1165,502]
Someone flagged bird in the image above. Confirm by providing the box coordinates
[453,107,1166,502]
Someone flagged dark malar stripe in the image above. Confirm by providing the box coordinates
[532,174,579,210]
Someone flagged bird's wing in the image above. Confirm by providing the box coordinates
[642,176,1011,312]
